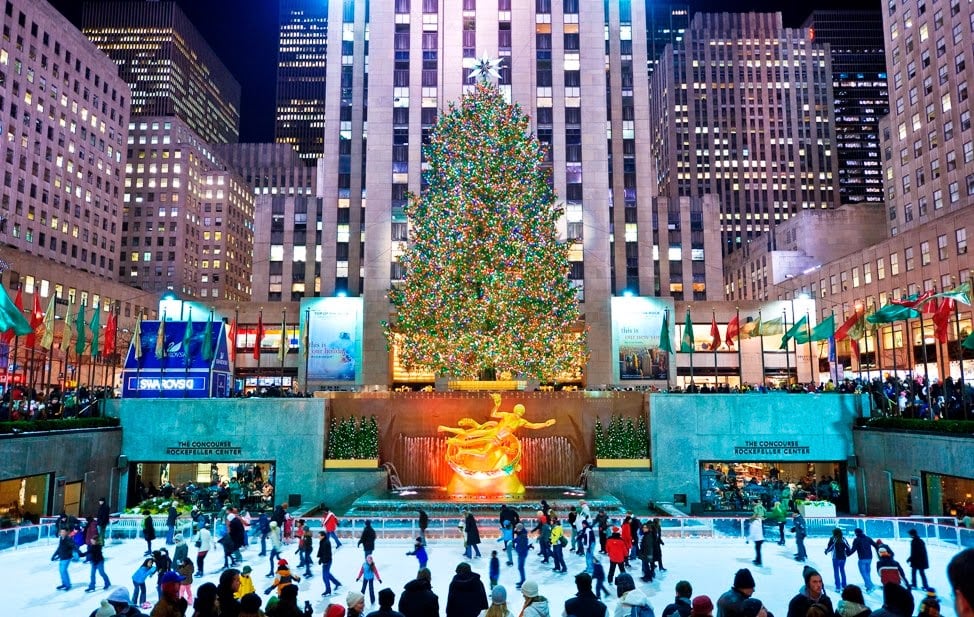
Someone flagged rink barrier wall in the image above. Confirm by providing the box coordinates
[6,515,969,553]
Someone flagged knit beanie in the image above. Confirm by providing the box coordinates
[734,568,756,590]
[803,566,821,585]
[347,591,366,608]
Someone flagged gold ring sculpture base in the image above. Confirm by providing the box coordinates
[437,393,556,496]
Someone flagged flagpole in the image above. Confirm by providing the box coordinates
[304,308,311,394]
[712,309,718,388]
[783,309,791,388]
[806,310,814,387]
[953,299,970,419]
[111,303,120,393]
[160,309,167,395]
[184,308,192,399]
[918,310,931,403]
[688,306,694,388]
[735,308,742,390]
[280,308,287,388]
[758,310,766,389]
[256,308,263,393]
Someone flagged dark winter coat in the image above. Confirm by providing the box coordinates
[907,536,929,569]
[445,570,488,617]
[660,597,691,617]
[851,531,877,560]
[400,576,440,617]
[166,506,178,528]
[638,532,654,562]
[826,537,853,560]
[513,529,531,557]
[715,588,750,617]
[84,542,106,565]
[359,524,377,551]
[228,516,246,549]
[272,505,287,528]
[419,510,429,532]
[318,536,334,564]
[465,514,481,546]
[97,502,111,528]
[565,589,608,617]
[52,535,77,560]
[143,516,156,542]
[786,587,833,617]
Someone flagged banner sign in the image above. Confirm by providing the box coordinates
[610,297,674,381]
[300,297,363,383]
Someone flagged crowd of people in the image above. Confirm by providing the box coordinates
[0,384,114,420]
[45,498,974,617]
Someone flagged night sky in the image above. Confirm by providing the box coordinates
[49,0,881,143]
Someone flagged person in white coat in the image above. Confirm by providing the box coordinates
[612,573,654,617]
[748,516,765,566]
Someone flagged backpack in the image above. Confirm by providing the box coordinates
[630,605,655,617]
[878,566,902,586]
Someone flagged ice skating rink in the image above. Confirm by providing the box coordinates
[2,533,964,617]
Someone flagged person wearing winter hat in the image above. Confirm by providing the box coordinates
[906,529,931,591]
[267,520,283,577]
[96,587,147,617]
[95,599,117,617]
[366,588,405,617]
[239,592,265,617]
[155,570,188,617]
[520,581,551,617]
[875,547,909,589]
[612,574,652,617]
[786,566,833,617]
[348,590,367,617]
[236,564,256,599]
[446,562,488,617]
[918,590,940,617]
[740,599,766,617]
[716,569,756,617]
[835,585,871,617]
[326,604,348,617]
[691,597,714,617]
[870,583,915,617]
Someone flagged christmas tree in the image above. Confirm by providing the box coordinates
[384,75,587,380]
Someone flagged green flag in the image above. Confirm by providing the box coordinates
[183,310,194,367]
[75,303,87,355]
[757,316,784,336]
[680,308,694,352]
[0,284,32,336]
[932,282,971,306]
[201,312,214,362]
[866,303,920,324]
[807,314,836,342]
[61,298,75,351]
[658,311,673,353]
[89,305,100,357]
[779,315,808,349]
[155,318,166,360]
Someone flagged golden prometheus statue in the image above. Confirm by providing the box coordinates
[437,393,556,495]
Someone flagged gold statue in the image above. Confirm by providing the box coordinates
[437,394,556,494]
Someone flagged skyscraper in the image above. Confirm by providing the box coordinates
[269,0,728,386]
[0,0,130,280]
[81,0,241,144]
[276,0,329,164]
[803,10,889,206]
[650,12,841,254]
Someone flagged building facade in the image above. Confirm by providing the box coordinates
[0,0,130,281]
[300,0,734,386]
[81,0,241,145]
[650,12,841,255]
[803,10,889,206]
[121,117,254,302]
[276,0,329,165]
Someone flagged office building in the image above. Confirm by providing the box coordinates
[81,0,241,144]
[803,10,889,205]
[0,0,130,280]
[650,12,841,255]
[276,0,329,164]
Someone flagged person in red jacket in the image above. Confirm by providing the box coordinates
[606,526,628,584]
[620,515,634,565]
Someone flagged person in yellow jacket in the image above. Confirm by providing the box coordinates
[236,564,256,598]
[549,517,568,573]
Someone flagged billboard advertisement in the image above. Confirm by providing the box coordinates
[300,297,363,383]
[610,296,675,382]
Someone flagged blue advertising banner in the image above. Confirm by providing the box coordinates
[122,320,231,398]
[299,297,363,383]
[610,296,674,382]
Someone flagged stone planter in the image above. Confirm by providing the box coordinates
[324,459,380,470]
[596,458,652,469]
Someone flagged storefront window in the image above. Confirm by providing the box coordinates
[700,461,847,513]
[0,473,51,526]
[923,471,974,520]
[131,462,275,513]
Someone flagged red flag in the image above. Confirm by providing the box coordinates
[891,290,934,309]
[724,314,740,347]
[833,309,863,341]
[252,312,264,360]
[932,298,953,343]
[709,315,721,351]
[850,339,860,363]
[103,308,117,357]
[2,288,24,344]
[26,293,43,348]
[228,318,237,362]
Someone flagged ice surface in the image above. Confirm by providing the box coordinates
[1,532,963,617]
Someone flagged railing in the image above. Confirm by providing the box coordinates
[4,515,968,553]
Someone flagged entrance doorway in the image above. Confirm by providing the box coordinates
[892,479,912,516]
[63,481,82,517]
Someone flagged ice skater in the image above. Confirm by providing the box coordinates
[355,554,383,605]
[747,515,764,566]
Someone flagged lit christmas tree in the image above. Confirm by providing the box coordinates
[385,70,586,380]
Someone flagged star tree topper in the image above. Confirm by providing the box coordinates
[469,53,503,83]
